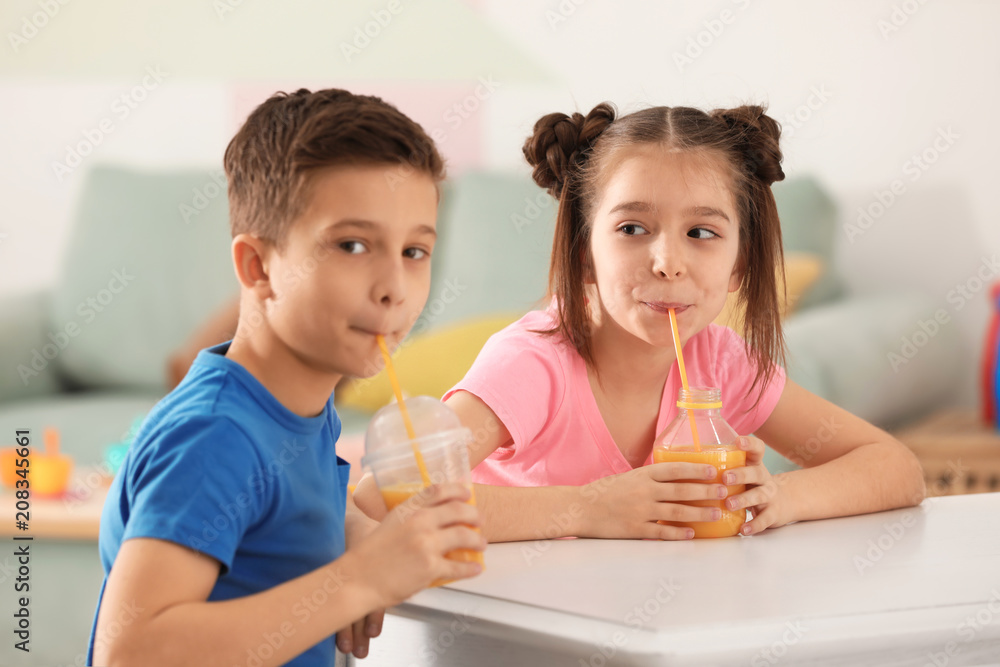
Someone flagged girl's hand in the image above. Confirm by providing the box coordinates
[725,436,790,536]
[579,462,728,540]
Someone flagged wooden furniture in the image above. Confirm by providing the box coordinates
[893,408,1000,496]
[0,435,370,540]
[1,464,109,539]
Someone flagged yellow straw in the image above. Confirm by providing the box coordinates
[376,335,432,485]
[668,308,701,452]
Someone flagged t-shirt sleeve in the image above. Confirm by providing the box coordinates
[122,416,270,573]
[714,326,787,435]
[443,333,565,451]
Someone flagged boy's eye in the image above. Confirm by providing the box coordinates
[617,223,649,236]
[339,240,367,254]
[688,228,718,240]
[404,247,429,260]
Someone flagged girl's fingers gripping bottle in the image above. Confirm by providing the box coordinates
[652,387,747,538]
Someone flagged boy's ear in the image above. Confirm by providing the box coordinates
[232,234,274,299]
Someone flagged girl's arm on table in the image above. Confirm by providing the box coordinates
[354,473,583,542]
[357,390,740,542]
[447,390,582,543]
[754,378,927,525]
[444,390,722,543]
[353,391,588,542]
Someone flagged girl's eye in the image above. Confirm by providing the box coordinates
[618,223,649,236]
[404,247,429,260]
[688,228,718,240]
[339,240,367,254]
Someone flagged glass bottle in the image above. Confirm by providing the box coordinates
[652,387,747,538]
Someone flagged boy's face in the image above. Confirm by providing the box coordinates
[587,146,743,348]
[260,164,439,379]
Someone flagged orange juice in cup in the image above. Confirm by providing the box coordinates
[379,481,484,580]
[363,396,485,585]
[653,387,747,538]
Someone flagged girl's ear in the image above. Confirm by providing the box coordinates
[728,257,745,293]
[581,247,596,284]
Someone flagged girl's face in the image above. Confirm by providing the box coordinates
[587,146,743,348]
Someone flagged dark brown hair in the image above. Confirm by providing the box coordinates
[523,102,786,406]
[224,88,445,245]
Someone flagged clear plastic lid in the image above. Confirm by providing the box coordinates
[362,396,470,467]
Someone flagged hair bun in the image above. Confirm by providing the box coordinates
[711,105,785,186]
[523,102,616,197]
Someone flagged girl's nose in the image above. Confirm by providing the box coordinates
[652,241,685,278]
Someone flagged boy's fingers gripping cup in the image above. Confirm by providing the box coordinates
[653,386,747,538]
[362,396,485,585]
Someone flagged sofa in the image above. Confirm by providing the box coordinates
[0,165,963,665]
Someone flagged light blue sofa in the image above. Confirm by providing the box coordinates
[0,165,963,665]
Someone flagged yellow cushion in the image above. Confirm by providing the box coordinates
[336,313,524,413]
[713,252,824,330]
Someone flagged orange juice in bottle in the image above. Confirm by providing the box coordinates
[652,387,746,538]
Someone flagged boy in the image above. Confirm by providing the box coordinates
[88,88,485,666]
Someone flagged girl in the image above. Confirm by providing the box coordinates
[438,102,926,542]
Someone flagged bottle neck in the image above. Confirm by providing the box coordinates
[678,406,722,416]
[676,387,723,415]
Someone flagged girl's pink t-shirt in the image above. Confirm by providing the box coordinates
[443,304,786,487]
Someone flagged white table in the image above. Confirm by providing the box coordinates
[364,493,1000,666]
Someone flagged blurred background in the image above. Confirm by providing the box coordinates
[1,1,998,665]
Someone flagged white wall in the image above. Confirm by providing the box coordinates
[1,0,996,405]
[476,0,1000,406]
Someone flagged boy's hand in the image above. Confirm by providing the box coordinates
[346,482,484,611]
[337,510,385,659]
[579,463,728,539]
[723,436,790,536]
[336,609,384,660]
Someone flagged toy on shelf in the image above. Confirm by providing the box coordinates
[0,447,17,488]
[1,427,74,496]
[103,416,145,476]
[33,427,74,496]
[981,281,1000,430]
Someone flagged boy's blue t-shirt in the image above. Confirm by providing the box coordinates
[88,342,350,667]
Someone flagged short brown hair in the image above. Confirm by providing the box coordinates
[224,88,445,245]
[523,103,786,407]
